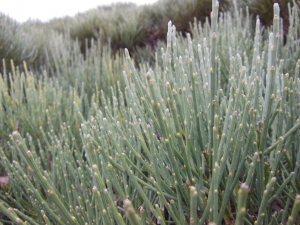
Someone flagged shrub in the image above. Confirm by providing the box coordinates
[0,0,300,224]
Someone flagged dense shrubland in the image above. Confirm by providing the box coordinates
[0,0,300,224]
[0,0,297,71]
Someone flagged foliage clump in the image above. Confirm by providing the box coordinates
[0,0,300,224]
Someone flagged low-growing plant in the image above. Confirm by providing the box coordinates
[0,38,128,155]
[0,0,300,224]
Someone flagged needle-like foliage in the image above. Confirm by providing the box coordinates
[0,0,300,224]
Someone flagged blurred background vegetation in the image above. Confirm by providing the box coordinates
[1,0,298,74]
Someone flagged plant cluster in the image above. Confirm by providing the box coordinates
[1,0,297,73]
[0,0,300,224]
